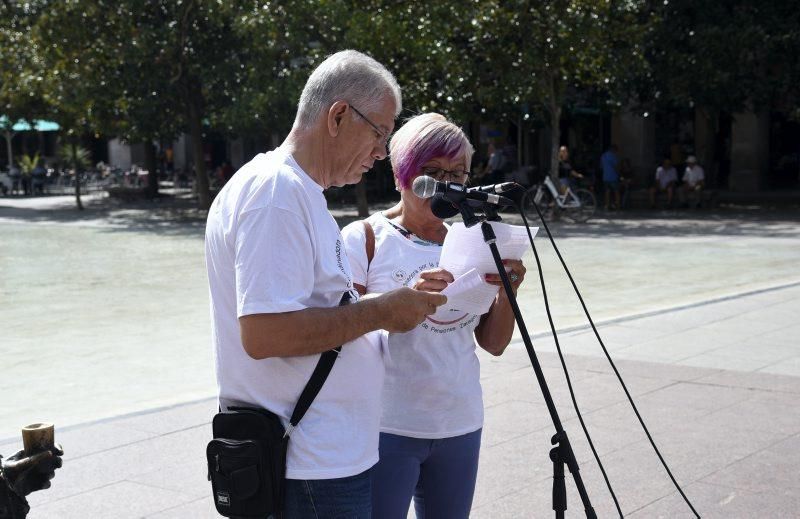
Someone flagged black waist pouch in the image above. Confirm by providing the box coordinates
[207,292,352,517]
[207,407,287,517]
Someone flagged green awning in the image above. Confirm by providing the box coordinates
[0,116,60,132]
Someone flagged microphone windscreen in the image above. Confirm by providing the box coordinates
[412,175,437,199]
[431,197,460,219]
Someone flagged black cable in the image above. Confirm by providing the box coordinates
[520,190,701,518]
[518,194,623,518]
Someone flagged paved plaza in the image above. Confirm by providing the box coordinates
[1,193,799,517]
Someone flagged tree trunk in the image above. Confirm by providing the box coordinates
[549,103,562,183]
[187,92,211,210]
[355,178,369,217]
[694,107,718,187]
[547,74,562,184]
[72,141,83,211]
[144,140,159,199]
[4,130,14,168]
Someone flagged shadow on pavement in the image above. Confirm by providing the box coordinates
[2,194,799,240]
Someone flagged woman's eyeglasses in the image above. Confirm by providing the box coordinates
[421,167,470,184]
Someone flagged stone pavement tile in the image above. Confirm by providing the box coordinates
[704,340,798,361]
[699,392,800,437]
[481,359,596,408]
[619,310,713,334]
[482,366,546,407]
[674,324,755,347]
[576,440,679,515]
[546,370,675,425]
[704,308,794,339]
[477,349,533,379]
[601,357,722,383]
[562,422,649,466]
[475,428,674,516]
[627,481,785,518]
[582,399,709,440]
[0,421,157,458]
[695,369,800,394]
[128,457,210,499]
[615,339,720,364]
[630,380,756,413]
[702,312,797,339]
[737,332,799,350]
[739,309,800,333]
[758,355,800,377]
[471,429,555,509]
[31,480,196,519]
[482,400,552,447]
[646,416,791,483]
[147,496,218,518]
[531,327,638,356]
[700,434,800,494]
[677,352,778,372]
[727,285,800,309]
[28,423,210,506]
[111,398,215,435]
[590,323,675,347]
[470,476,623,519]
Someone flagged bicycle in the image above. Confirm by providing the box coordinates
[523,174,596,223]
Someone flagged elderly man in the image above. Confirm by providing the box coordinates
[681,155,705,208]
[205,50,446,517]
[649,157,678,209]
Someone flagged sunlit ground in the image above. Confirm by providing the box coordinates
[2,202,799,440]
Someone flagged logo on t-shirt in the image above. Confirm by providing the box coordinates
[392,268,407,283]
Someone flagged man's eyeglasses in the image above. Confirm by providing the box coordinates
[421,167,470,184]
[350,105,389,146]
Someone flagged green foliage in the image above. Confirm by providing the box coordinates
[19,152,40,176]
[58,144,91,171]
[641,0,800,117]
[0,2,51,130]
[4,0,799,174]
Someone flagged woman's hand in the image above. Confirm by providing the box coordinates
[413,268,454,293]
[484,259,526,294]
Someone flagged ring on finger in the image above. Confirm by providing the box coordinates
[509,273,519,283]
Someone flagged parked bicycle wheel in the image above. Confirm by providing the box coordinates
[523,186,557,223]
[565,188,596,223]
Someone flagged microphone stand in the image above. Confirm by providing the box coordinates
[458,200,596,518]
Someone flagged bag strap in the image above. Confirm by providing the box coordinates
[284,291,354,437]
[362,220,375,269]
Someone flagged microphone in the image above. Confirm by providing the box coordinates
[469,181,520,195]
[412,176,515,206]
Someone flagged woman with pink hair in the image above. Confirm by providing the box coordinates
[342,113,526,518]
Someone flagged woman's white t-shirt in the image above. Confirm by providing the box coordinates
[206,149,384,480]
[342,213,484,439]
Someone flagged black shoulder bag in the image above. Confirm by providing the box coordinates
[206,292,354,518]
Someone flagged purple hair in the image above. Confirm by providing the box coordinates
[389,113,474,190]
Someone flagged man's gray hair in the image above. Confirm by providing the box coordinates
[295,50,402,128]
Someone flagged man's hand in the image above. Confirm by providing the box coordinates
[376,287,447,333]
[412,268,454,293]
[2,445,63,497]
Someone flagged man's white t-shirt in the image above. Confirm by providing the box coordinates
[205,148,384,480]
[342,213,484,439]
[683,165,705,186]
[655,166,678,189]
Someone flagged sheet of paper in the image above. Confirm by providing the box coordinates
[430,268,496,321]
[431,222,536,319]
[439,221,535,277]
